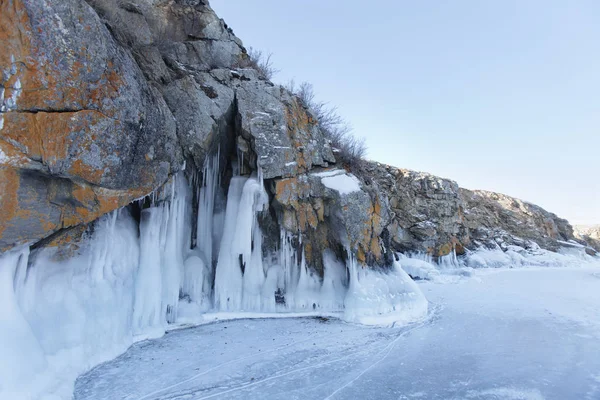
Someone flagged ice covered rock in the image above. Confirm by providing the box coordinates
[344,258,428,326]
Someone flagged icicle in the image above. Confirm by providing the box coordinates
[437,248,461,269]
[292,250,322,311]
[213,176,247,311]
[214,175,269,311]
[0,248,47,390]
[280,230,300,300]
[161,174,190,323]
[196,148,220,269]
[242,222,265,310]
[182,255,209,307]
[133,173,192,331]
[133,207,165,333]
[320,250,348,310]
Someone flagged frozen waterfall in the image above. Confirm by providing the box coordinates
[0,169,427,400]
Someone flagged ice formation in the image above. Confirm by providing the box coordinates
[6,152,597,399]
[0,159,431,399]
[396,242,600,283]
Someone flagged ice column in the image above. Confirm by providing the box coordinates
[213,176,248,311]
[196,150,220,269]
[0,248,47,391]
[214,176,269,311]
[133,174,191,332]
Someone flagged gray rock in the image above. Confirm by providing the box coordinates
[162,73,235,169]
[236,80,335,179]
[0,0,180,251]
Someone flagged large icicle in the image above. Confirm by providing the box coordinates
[133,206,165,334]
[214,175,269,311]
[196,150,220,269]
[280,230,300,305]
[0,248,47,395]
[162,175,192,323]
[133,175,191,333]
[213,176,248,311]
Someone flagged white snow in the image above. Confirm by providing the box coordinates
[311,169,345,178]
[320,172,362,195]
[0,147,8,163]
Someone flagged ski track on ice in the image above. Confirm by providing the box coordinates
[135,306,440,400]
[191,342,384,400]
[135,327,336,400]
[150,335,387,400]
[324,315,434,399]
[178,312,437,400]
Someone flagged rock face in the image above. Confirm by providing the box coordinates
[0,0,594,264]
[0,0,180,250]
[361,162,585,257]
[461,189,574,252]
[575,225,600,253]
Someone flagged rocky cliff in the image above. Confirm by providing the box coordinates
[575,225,600,253]
[0,0,595,263]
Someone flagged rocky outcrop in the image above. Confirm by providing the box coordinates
[461,189,574,252]
[0,0,180,251]
[269,169,391,273]
[575,225,600,253]
[362,163,468,256]
[357,162,587,258]
[0,0,347,262]
[1,0,594,266]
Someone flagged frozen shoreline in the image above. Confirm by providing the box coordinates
[74,266,600,400]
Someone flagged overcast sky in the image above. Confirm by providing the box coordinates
[211,0,599,225]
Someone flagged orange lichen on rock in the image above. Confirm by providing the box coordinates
[437,243,453,257]
[0,0,126,112]
[69,159,106,186]
[297,203,318,232]
[0,168,21,239]
[2,110,115,185]
[62,184,149,228]
[275,177,320,233]
[2,112,71,162]
[283,98,317,173]
[0,140,30,168]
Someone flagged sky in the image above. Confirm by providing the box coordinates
[211,0,599,225]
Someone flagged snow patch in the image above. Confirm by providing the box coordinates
[320,172,362,195]
[0,147,9,164]
[311,169,345,178]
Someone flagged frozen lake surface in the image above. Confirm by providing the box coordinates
[74,267,600,400]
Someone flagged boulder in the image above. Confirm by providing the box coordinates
[0,0,180,251]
